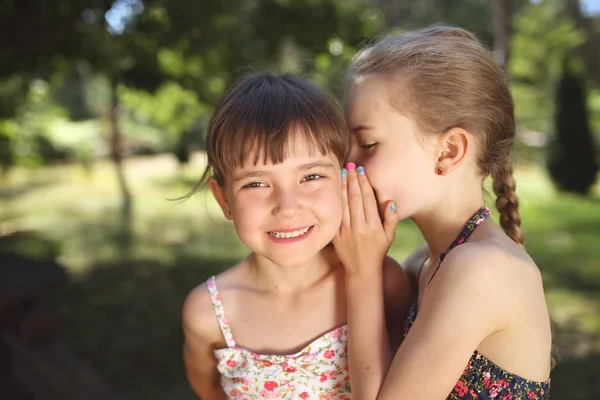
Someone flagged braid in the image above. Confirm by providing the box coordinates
[491,160,525,246]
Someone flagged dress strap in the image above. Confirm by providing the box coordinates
[206,276,236,347]
[427,207,491,286]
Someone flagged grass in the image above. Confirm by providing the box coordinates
[1,154,599,399]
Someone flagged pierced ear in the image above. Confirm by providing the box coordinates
[435,127,470,174]
[208,178,233,220]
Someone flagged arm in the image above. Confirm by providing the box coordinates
[345,269,389,400]
[333,165,400,399]
[377,244,513,399]
[182,286,228,400]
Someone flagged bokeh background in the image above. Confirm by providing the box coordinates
[1,0,599,399]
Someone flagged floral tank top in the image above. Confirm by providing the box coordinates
[206,276,351,399]
[404,207,551,399]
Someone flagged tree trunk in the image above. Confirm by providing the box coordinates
[108,79,133,257]
[492,0,512,69]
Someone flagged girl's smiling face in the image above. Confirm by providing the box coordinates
[210,136,343,269]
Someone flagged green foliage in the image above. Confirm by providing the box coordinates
[510,0,585,133]
[119,82,208,151]
[547,56,598,195]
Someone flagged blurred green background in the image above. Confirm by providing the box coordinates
[0,0,599,399]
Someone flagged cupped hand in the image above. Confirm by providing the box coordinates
[333,162,399,277]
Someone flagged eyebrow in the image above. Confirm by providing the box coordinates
[350,124,373,134]
[233,171,268,182]
[232,162,335,182]
[297,161,336,171]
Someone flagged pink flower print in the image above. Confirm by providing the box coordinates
[300,392,309,399]
[331,327,344,339]
[222,316,229,325]
[490,386,498,398]
[323,349,335,359]
[226,359,237,368]
[241,377,252,385]
[320,373,328,382]
[454,380,468,397]
[264,381,278,391]
[230,389,243,397]
[282,363,296,373]
[208,278,216,288]
[528,392,536,400]
[327,370,337,378]
[215,293,221,301]
[458,236,466,244]
[502,394,513,400]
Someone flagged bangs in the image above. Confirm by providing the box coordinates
[207,74,348,183]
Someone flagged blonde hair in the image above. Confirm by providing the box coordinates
[348,25,524,245]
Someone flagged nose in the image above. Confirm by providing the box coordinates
[272,188,304,220]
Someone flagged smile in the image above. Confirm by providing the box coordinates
[268,226,312,239]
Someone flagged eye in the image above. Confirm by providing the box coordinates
[361,143,377,150]
[302,174,324,182]
[243,181,268,189]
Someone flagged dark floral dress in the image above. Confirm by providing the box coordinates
[404,207,551,399]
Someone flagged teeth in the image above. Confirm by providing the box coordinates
[270,227,311,239]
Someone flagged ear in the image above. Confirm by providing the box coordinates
[435,127,471,175]
[208,178,233,220]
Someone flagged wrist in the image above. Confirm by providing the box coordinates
[345,269,383,287]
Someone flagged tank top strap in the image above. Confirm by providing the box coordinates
[427,206,491,286]
[206,276,236,348]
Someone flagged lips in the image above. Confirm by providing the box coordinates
[268,226,312,239]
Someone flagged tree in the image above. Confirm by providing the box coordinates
[547,56,598,194]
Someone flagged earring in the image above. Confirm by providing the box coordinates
[436,167,444,175]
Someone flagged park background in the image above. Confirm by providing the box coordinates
[1,0,599,399]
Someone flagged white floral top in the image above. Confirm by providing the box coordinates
[207,276,351,399]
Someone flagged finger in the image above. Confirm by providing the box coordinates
[346,162,366,227]
[340,168,350,230]
[382,200,399,244]
[356,166,380,224]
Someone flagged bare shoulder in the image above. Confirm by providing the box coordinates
[182,280,222,345]
[434,239,544,312]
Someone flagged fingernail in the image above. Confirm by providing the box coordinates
[390,202,396,212]
[341,169,347,178]
[346,162,355,171]
[357,166,364,175]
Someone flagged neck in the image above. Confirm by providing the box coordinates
[246,246,338,295]
[412,186,485,261]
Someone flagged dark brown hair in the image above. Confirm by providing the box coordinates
[348,25,524,245]
[188,72,348,195]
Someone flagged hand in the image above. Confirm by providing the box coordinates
[333,162,399,277]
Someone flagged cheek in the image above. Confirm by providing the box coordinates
[361,152,392,193]
[231,193,267,231]
[311,184,343,222]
